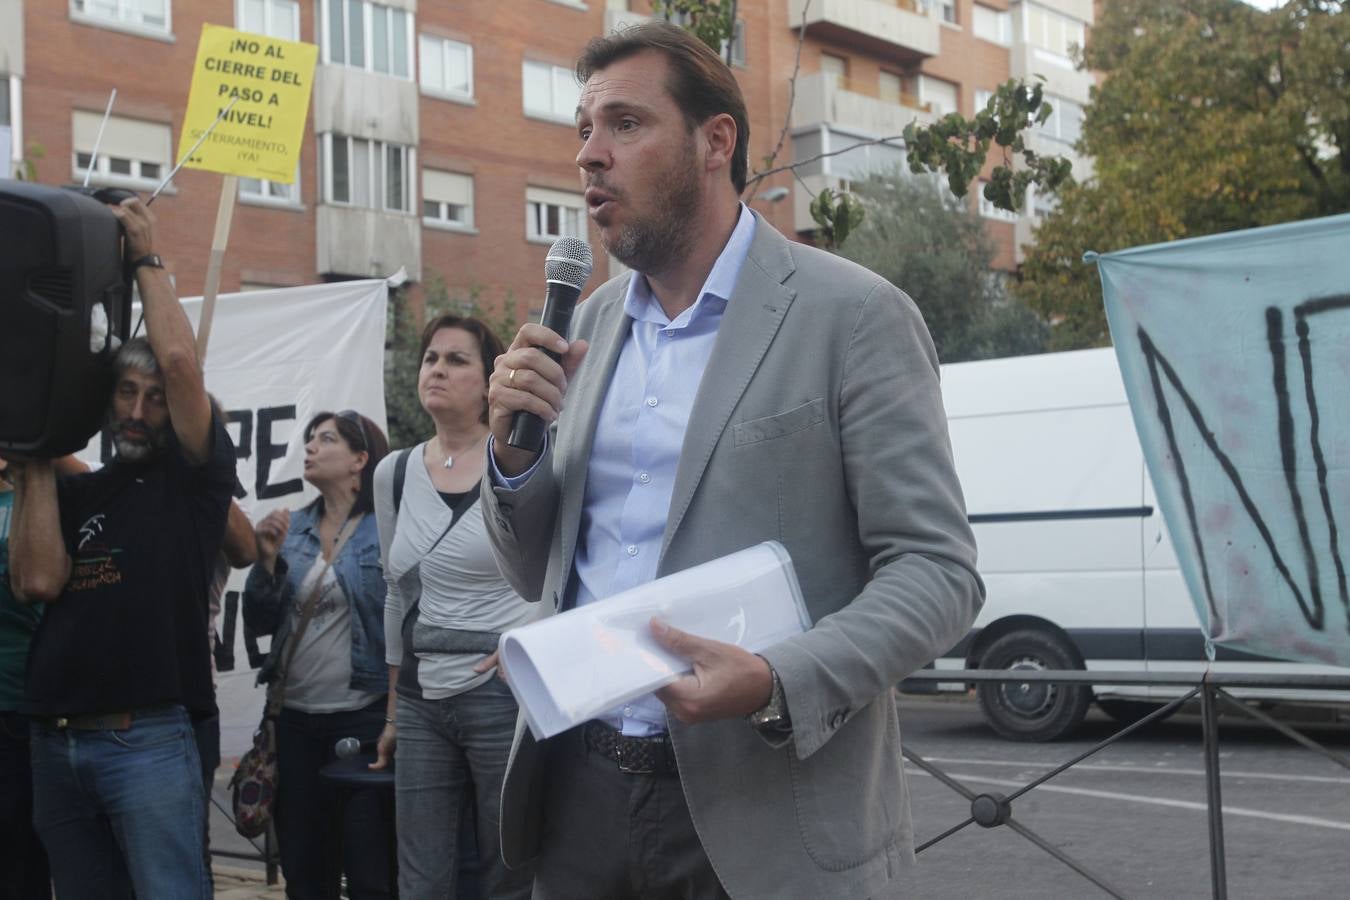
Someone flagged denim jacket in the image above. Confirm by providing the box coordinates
[242,507,387,693]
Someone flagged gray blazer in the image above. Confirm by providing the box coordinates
[482,213,984,899]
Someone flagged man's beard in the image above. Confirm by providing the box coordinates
[596,133,702,277]
[109,418,169,462]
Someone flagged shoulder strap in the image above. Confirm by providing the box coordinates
[266,514,362,714]
[392,447,413,516]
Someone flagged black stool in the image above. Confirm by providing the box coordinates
[318,754,398,899]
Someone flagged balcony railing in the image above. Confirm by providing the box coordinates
[789,0,941,61]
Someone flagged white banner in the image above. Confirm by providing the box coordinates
[79,279,389,709]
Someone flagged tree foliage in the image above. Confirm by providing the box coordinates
[383,274,517,449]
[652,0,739,63]
[904,79,1073,213]
[838,173,1047,363]
[1017,0,1350,350]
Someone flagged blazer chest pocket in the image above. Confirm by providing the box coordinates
[733,398,826,447]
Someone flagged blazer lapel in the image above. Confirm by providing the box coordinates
[660,216,797,563]
[556,279,631,578]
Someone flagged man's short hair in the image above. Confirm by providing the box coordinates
[114,337,162,380]
[576,22,750,193]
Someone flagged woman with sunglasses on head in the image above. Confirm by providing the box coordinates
[370,316,537,899]
[242,410,392,899]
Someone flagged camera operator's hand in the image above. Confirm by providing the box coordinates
[108,196,156,262]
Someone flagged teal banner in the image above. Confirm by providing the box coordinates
[1095,213,1350,667]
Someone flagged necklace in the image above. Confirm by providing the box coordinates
[436,434,486,470]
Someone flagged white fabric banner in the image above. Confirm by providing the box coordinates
[78,280,389,716]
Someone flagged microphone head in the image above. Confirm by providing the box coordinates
[334,736,361,760]
[545,237,593,289]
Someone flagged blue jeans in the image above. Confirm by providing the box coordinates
[29,705,209,900]
[396,676,534,900]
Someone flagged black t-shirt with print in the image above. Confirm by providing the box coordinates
[22,415,236,718]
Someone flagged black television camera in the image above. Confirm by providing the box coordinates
[0,182,136,458]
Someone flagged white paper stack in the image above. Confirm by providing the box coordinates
[498,541,809,740]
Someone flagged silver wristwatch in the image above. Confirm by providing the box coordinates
[747,658,790,731]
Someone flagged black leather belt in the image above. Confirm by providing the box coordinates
[582,720,679,776]
[40,704,176,731]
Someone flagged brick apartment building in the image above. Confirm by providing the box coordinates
[0,0,1093,317]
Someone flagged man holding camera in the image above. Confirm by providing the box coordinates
[7,198,235,899]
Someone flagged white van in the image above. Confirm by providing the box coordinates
[924,347,1349,741]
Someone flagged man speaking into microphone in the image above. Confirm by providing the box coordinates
[483,22,984,900]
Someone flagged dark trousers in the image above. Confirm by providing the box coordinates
[0,712,51,900]
[531,726,730,900]
[276,701,392,900]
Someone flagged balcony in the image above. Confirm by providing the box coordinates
[1009,41,1094,105]
[313,65,418,146]
[316,205,422,282]
[788,0,940,63]
[1024,130,1093,183]
[791,72,936,135]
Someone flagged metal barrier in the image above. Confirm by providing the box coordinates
[209,792,281,885]
[900,670,1350,899]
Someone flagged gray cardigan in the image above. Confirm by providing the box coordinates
[373,444,538,699]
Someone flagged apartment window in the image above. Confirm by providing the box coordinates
[879,71,903,106]
[1039,96,1084,145]
[1023,2,1086,64]
[938,1,958,25]
[917,75,958,117]
[323,134,412,212]
[71,0,170,34]
[237,0,300,41]
[323,0,412,79]
[420,35,473,100]
[973,4,1011,46]
[240,170,300,206]
[523,61,581,124]
[723,20,747,67]
[525,186,585,242]
[1029,184,1058,218]
[974,88,993,114]
[0,76,12,176]
[819,53,847,83]
[71,111,171,187]
[422,169,474,230]
[793,127,905,181]
[978,182,1020,222]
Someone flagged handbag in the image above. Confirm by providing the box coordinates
[230,515,361,838]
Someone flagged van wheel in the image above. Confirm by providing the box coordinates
[976,629,1091,742]
[1097,698,1177,727]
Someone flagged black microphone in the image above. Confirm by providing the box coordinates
[507,236,594,452]
[334,736,377,760]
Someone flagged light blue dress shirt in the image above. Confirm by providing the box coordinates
[493,203,756,736]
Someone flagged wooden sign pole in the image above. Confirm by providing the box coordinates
[194,174,238,364]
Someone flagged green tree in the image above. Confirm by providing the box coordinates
[838,173,1046,363]
[383,274,517,449]
[1018,0,1350,350]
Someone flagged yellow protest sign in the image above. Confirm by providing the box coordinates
[178,24,317,182]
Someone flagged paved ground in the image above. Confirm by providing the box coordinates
[207,675,1350,898]
[898,693,1350,899]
